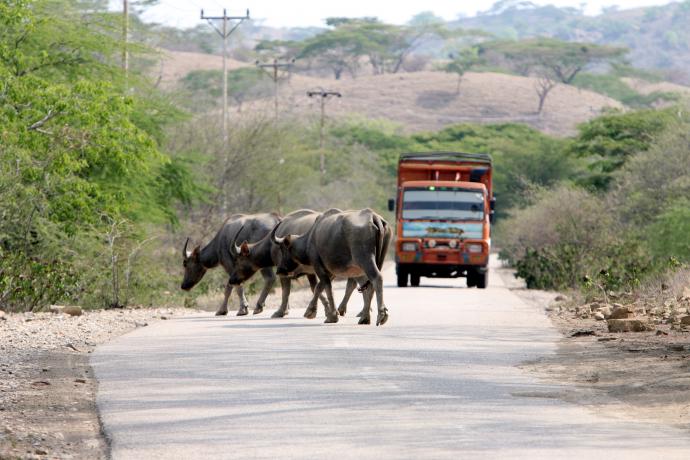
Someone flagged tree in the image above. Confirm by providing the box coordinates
[299,17,451,78]
[0,0,192,311]
[444,47,482,94]
[297,26,368,79]
[568,108,678,189]
[481,38,627,113]
[180,68,272,111]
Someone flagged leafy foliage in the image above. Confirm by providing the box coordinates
[569,108,678,190]
[0,0,194,311]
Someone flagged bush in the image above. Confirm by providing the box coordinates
[498,186,652,290]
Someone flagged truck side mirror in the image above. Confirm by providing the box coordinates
[490,211,495,224]
[490,196,496,211]
[388,198,395,212]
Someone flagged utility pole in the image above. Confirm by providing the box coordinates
[122,0,129,85]
[256,58,295,119]
[201,8,250,145]
[307,89,341,177]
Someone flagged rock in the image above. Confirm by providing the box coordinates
[609,305,633,320]
[554,294,569,302]
[546,301,564,312]
[74,378,86,384]
[680,316,690,326]
[599,306,613,318]
[680,287,690,302]
[61,306,82,317]
[594,312,605,321]
[656,330,669,336]
[570,329,596,337]
[0,310,5,321]
[589,302,601,310]
[607,318,651,333]
[35,448,47,455]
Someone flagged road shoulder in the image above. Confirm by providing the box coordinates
[498,266,690,433]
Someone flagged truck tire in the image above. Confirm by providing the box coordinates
[466,271,477,288]
[397,270,409,287]
[410,273,420,287]
[476,271,488,289]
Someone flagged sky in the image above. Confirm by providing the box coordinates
[120,0,679,29]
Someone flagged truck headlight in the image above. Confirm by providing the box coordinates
[467,243,483,253]
[427,239,437,248]
[448,240,458,249]
[401,242,418,252]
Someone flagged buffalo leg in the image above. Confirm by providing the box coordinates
[358,286,375,325]
[272,276,291,318]
[337,278,358,317]
[304,279,326,319]
[364,262,388,326]
[354,276,371,318]
[253,267,276,315]
[215,283,234,316]
[304,274,329,319]
[314,267,339,324]
[236,285,249,316]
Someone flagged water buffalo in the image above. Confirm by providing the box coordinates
[229,209,358,319]
[273,208,391,326]
[181,213,280,316]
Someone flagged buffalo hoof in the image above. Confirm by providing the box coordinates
[304,309,317,320]
[376,309,389,327]
[324,315,339,324]
[215,310,228,316]
[237,307,249,316]
[358,316,371,325]
[253,306,264,315]
[337,306,347,317]
[272,309,288,318]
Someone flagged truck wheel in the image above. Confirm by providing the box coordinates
[397,270,409,287]
[410,273,420,287]
[466,271,477,288]
[476,271,488,289]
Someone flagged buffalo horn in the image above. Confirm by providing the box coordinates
[183,237,190,259]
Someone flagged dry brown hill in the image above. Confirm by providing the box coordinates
[160,50,623,137]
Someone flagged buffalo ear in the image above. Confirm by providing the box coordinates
[240,241,250,257]
[283,235,292,247]
[191,246,201,259]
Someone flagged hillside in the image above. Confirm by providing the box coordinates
[452,2,690,81]
[162,51,621,136]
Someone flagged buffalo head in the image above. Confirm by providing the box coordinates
[227,240,259,285]
[180,237,207,291]
[272,229,300,276]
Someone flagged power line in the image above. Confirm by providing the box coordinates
[256,58,295,119]
[201,8,250,145]
[307,89,342,177]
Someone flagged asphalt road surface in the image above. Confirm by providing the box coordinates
[93,259,690,459]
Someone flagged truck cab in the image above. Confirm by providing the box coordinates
[389,152,494,288]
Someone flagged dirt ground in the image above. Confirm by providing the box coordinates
[497,266,690,433]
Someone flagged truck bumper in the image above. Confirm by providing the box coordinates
[396,262,487,278]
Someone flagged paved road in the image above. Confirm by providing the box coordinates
[93,260,690,459]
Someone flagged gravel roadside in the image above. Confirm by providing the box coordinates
[497,267,690,433]
[0,307,198,459]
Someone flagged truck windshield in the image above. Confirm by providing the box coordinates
[402,187,485,221]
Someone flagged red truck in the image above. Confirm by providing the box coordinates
[388,152,495,288]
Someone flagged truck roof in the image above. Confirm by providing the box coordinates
[400,152,492,165]
[402,180,487,191]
